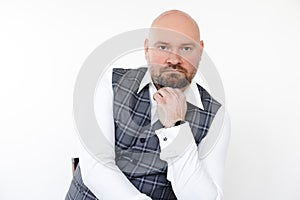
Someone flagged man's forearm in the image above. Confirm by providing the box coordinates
[80,147,151,200]
[157,112,230,200]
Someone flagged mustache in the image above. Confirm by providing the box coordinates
[160,64,187,73]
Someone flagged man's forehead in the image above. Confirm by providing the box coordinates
[148,28,199,46]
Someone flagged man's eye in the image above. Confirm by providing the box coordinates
[182,47,192,51]
[158,46,168,50]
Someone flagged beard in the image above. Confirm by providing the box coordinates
[156,73,190,88]
[152,64,194,89]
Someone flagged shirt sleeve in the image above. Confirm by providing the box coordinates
[156,108,231,200]
[79,67,151,200]
[155,122,194,155]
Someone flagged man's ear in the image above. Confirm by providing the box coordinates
[200,40,204,50]
[199,40,204,56]
[144,39,149,60]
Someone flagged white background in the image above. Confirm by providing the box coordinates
[0,0,300,199]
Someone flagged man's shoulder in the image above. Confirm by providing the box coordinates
[112,67,148,87]
[112,67,147,75]
[196,83,222,111]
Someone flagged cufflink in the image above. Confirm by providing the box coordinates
[174,120,185,126]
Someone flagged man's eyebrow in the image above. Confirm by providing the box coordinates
[180,43,197,47]
[153,41,170,46]
[152,41,197,47]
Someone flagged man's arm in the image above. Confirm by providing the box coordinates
[154,87,230,199]
[158,110,230,199]
[79,68,151,200]
[80,147,151,199]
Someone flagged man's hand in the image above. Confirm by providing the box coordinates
[153,87,187,128]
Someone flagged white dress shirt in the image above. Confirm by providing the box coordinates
[79,67,230,200]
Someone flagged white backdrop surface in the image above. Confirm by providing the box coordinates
[0,0,300,199]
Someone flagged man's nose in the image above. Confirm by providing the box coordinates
[166,51,182,65]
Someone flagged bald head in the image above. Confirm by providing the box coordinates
[144,10,204,91]
[151,10,200,43]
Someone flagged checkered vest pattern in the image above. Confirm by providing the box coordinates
[112,67,221,200]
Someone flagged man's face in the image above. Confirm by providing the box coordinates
[145,29,203,90]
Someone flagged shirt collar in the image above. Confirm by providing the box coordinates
[138,68,204,110]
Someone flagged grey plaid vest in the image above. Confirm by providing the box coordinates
[112,67,221,200]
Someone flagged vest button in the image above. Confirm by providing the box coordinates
[140,138,146,143]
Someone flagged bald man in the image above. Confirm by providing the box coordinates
[66,10,230,200]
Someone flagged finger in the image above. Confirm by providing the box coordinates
[165,87,185,100]
[166,88,187,117]
[155,91,163,100]
[164,87,178,98]
[164,87,181,105]
[173,88,186,102]
[173,88,184,97]
[157,87,172,98]
[153,93,165,104]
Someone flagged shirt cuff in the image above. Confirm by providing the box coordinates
[155,122,195,160]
